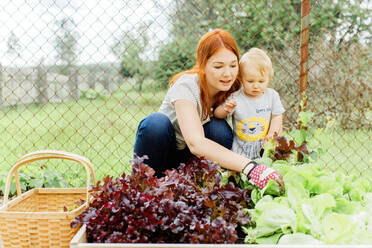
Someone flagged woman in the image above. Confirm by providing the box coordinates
[134,29,283,191]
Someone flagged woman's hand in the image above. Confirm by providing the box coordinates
[243,161,284,193]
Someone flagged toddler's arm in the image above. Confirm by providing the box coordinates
[266,114,282,141]
[213,99,237,119]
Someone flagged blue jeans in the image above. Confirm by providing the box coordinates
[133,112,232,177]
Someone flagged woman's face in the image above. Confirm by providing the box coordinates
[204,48,239,97]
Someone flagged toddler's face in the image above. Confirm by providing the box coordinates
[241,64,269,98]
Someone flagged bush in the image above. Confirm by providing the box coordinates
[307,40,371,129]
[271,38,371,130]
[152,39,195,89]
[0,169,67,196]
[80,89,109,100]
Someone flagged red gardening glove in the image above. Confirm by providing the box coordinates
[243,162,284,193]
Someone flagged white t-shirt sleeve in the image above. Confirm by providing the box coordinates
[168,76,198,106]
[271,90,285,115]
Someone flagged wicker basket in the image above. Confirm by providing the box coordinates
[0,150,96,248]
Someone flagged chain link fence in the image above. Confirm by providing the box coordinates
[0,0,370,189]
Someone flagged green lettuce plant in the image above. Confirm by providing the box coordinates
[241,163,372,244]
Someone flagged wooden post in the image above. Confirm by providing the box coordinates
[36,58,48,104]
[71,68,79,101]
[298,0,310,128]
[88,68,96,90]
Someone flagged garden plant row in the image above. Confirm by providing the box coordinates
[71,129,372,245]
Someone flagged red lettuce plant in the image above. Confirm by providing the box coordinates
[71,156,253,244]
[263,135,310,163]
[274,136,309,161]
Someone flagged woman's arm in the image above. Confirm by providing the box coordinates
[175,99,250,172]
[175,99,284,192]
[267,114,282,139]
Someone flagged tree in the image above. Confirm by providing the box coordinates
[152,0,370,88]
[54,17,80,100]
[112,22,151,91]
[6,31,22,68]
[167,0,370,50]
[7,31,22,58]
[152,39,195,89]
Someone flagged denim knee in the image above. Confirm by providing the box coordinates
[134,113,174,152]
[133,113,176,176]
[203,117,233,149]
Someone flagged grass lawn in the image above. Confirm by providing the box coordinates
[308,128,372,176]
[0,84,371,191]
[0,84,166,189]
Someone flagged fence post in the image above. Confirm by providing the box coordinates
[102,71,110,92]
[36,58,48,104]
[71,68,79,100]
[88,67,96,90]
[298,0,310,129]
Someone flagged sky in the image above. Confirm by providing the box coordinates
[0,0,169,67]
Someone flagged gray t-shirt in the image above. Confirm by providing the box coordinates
[229,88,285,159]
[158,73,210,150]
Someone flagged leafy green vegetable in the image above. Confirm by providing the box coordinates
[298,110,314,129]
[241,163,372,244]
[278,233,324,245]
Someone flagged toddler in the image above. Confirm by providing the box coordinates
[214,48,285,159]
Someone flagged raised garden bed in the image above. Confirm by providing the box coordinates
[70,225,372,248]
[69,133,372,247]
[70,224,254,248]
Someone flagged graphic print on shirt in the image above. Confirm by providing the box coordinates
[236,117,268,142]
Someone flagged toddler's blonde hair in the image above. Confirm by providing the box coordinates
[240,48,274,80]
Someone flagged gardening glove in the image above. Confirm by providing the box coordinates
[242,161,284,194]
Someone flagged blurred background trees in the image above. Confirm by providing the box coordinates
[148,0,370,88]
[54,17,80,100]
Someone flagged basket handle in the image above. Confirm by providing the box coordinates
[3,150,97,205]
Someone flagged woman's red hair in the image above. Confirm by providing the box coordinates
[169,29,241,119]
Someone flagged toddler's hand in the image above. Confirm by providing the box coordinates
[223,99,237,114]
[263,136,270,145]
[263,132,278,145]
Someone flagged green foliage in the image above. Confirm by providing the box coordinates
[297,97,314,129]
[307,41,371,129]
[0,169,67,196]
[80,89,109,100]
[270,39,371,130]
[165,0,370,50]
[258,110,320,164]
[241,164,372,244]
[152,39,195,89]
[54,17,80,75]
[150,0,370,90]
[228,105,371,244]
[112,22,152,91]
[119,65,134,78]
